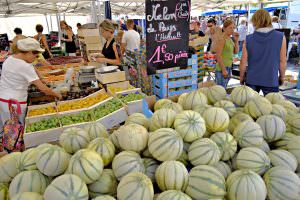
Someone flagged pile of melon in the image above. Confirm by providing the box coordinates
[1,85,300,200]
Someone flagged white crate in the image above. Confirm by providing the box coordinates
[24,127,63,148]
[95,108,128,129]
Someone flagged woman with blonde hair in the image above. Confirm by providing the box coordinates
[240,9,286,95]
[60,21,77,56]
[92,20,121,66]
[215,19,239,88]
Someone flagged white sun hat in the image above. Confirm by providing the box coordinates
[17,38,45,52]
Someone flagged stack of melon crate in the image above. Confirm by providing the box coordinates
[195,45,205,83]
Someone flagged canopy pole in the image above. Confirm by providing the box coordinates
[91,0,98,24]
[50,14,53,32]
[45,14,50,34]
[248,2,251,33]
[56,13,62,44]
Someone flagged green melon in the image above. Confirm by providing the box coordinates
[226,170,267,200]
[244,96,273,119]
[109,130,121,149]
[192,104,212,116]
[256,115,286,142]
[36,145,70,177]
[236,147,271,175]
[44,174,88,200]
[59,127,90,154]
[287,136,300,165]
[257,139,271,153]
[271,104,287,121]
[188,138,221,166]
[125,113,149,129]
[288,113,300,135]
[9,170,49,197]
[198,87,209,96]
[0,183,8,200]
[17,148,38,171]
[149,109,177,132]
[203,107,230,133]
[178,93,188,106]
[228,113,253,133]
[230,85,256,106]
[182,90,208,110]
[268,149,298,172]
[185,165,226,200]
[112,151,145,181]
[233,120,264,148]
[210,132,237,161]
[214,100,237,117]
[154,99,172,111]
[143,158,159,183]
[88,169,117,198]
[265,92,285,104]
[276,99,298,115]
[155,161,189,191]
[88,138,115,166]
[66,149,104,184]
[0,152,21,183]
[207,85,227,104]
[264,167,300,200]
[174,110,206,142]
[148,128,183,162]
[177,142,191,166]
[117,172,154,200]
[84,122,108,140]
[273,132,296,150]
[11,192,43,200]
[161,102,183,113]
[213,161,232,179]
[156,190,192,200]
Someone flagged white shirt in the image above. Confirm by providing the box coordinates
[122,30,140,52]
[0,56,39,101]
[237,24,248,41]
[248,23,255,34]
[272,22,282,29]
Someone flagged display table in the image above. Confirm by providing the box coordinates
[282,89,300,106]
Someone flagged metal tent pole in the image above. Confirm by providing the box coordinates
[45,14,50,34]
[49,14,53,32]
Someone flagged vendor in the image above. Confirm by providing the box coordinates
[0,38,62,131]
[93,20,121,66]
[215,19,239,88]
[60,21,77,56]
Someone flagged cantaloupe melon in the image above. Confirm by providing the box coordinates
[88,138,115,167]
[109,130,121,149]
[192,104,212,116]
[274,132,296,150]
[228,113,253,133]
[268,149,298,172]
[271,104,287,121]
[207,85,227,104]
[182,90,208,110]
[214,100,237,117]
[226,169,267,200]
[203,107,230,133]
[84,122,108,140]
[117,172,154,200]
[17,148,38,171]
[244,96,272,119]
[149,109,177,131]
[188,138,221,166]
[178,93,188,106]
[233,120,264,148]
[210,132,237,161]
[287,113,300,135]
[177,142,191,166]
[156,190,192,200]
[88,169,117,198]
[148,128,183,161]
[125,113,149,129]
[276,99,297,115]
[230,85,256,106]
[0,152,21,183]
[112,151,145,181]
[0,183,8,200]
[44,174,88,200]
[66,149,104,184]
[93,196,116,200]
[11,192,43,200]
[265,92,285,104]
[9,170,49,197]
[256,115,286,142]
[155,161,189,191]
[264,167,300,200]
[213,161,232,179]
[116,124,148,152]
[161,102,183,113]
[36,145,70,177]
[59,127,90,154]
[143,158,159,183]
[258,140,271,153]
[236,147,271,175]
[287,136,300,165]
[154,99,172,111]
[174,110,206,142]
[185,165,226,200]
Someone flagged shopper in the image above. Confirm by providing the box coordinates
[0,38,61,131]
[116,30,124,58]
[240,9,286,95]
[11,28,26,54]
[206,18,217,52]
[193,21,205,37]
[76,23,82,30]
[215,19,239,88]
[34,24,52,59]
[121,19,140,54]
[60,21,77,56]
[237,19,248,52]
[93,20,121,66]
[272,16,282,29]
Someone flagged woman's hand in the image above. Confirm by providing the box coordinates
[222,69,228,78]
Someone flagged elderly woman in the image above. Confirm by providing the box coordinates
[240,9,286,95]
[0,38,61,131]
[93,20,121,66]
[215,19,239,88]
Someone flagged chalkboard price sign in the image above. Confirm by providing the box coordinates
[146,0,191,75]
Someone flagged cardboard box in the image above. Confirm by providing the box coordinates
[95,70,126,84]
[78,29,100,37]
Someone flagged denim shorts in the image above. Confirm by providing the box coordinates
[215,67,232,88]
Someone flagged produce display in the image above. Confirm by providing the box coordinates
[2,86,300,200]
[116,93,144,103]
[107,85,135,94]
[27,105,56,117]
[25,118,60,132]
[46,56,83,65]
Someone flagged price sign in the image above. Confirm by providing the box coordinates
[146,0,191,75]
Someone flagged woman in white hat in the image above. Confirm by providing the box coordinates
[0,38,62,130]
